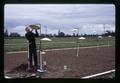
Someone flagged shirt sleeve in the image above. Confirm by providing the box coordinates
[25,33,32,43]
[25,34,29,40]
[34,30,39,37]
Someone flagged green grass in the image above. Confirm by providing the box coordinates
[4,37,115,52]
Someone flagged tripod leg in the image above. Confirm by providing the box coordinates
[37,44,40,69]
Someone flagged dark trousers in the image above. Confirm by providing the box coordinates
[29,47,38,68]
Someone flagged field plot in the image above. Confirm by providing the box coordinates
[4,45,115,78]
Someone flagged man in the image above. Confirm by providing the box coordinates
[25,27,39,71]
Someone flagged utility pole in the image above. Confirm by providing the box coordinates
[104,24,106,37]
[44,25,47,37]
[73,26,79,57]
[76,27,79,57]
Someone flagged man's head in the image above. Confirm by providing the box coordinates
[25,27,31,32]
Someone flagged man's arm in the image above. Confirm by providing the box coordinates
[34,29,39,37]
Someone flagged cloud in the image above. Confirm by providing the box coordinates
[4,4,115,36]
[8,25,27,36]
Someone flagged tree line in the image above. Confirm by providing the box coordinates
[4,29,21,37]
[4,29,115,38]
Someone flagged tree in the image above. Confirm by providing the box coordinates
[111,31,115,36]
[57,29,65,37]
[58,32,65,37]
[4,29,9,37]
[72,33,75,37]
[104,30,115,37]
[53,34,57,37]
[48,34,53,37]
[41,34,45,38]
[66,34,71,37]
[9,32,21,37]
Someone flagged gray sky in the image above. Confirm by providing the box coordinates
[4,4,115,36]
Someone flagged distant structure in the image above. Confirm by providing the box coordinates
[58,29,61,35]
[4,29,9,37]
[58,29,65,37]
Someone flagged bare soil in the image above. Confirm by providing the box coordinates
[4,46,115,78]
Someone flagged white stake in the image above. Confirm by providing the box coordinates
[64,65,67,70]
[43,61,47,66]
[77,43,79,57]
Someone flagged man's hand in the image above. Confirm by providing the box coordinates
[35,28,38,31]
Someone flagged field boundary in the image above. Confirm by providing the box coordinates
[5,45,112,54]
[81,69,115,79]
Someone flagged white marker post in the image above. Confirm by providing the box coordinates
[43,61,47,70]
[78,37,86,56]
[108,35,112,46]
[64,65,67,70]
[105,31,110,47]
[72,28,79,57]
[76,43,79,57]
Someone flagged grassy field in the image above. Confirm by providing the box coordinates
[4,37,115,52]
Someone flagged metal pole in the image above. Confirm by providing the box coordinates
[27,41,30,70]
[104,24,105,37]
[76,28,79,57]
[38,37,40,69]
[39,24,42,70]
[44,25,47,37]
[108,36,109,46]
[97,37,99,51]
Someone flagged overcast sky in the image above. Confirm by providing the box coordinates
[4,4,115,36]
